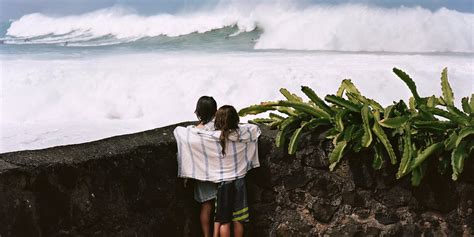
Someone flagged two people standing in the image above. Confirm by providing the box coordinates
[174,96,261,237]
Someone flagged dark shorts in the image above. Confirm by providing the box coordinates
[214,178,249,224]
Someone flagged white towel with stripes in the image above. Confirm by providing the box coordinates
[173,123,261,183]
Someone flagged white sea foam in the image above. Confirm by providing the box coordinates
[2,2,473,152]
[1,51,472,152]
[5,4,474,52]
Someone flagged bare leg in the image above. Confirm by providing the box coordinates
[233,221,244,237]
[219,223,231,237]
[213,223,220,237]
[200,201,213,237]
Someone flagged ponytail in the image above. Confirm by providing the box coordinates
[214,105,240,156]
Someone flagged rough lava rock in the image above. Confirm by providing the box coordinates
[0,122,473,236]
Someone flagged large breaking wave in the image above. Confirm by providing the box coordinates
[3,4,473,52]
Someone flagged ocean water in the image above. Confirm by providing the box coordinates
[1,4,473,153]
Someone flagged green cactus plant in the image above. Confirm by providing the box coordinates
[239,68,473,185]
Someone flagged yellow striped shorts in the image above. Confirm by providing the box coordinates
[214,177,249,223]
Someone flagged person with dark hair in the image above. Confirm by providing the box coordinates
[214,105,240,157]
[193,96,218,237]
[213,105,248,237]
[174,103,261,237]
[195,96,217,127]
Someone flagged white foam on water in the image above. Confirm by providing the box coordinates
[5,4,473,52]
[1,51,472,153]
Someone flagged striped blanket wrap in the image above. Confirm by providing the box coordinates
[173,123,261,183]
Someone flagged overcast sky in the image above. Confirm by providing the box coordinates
[0,0,472,21]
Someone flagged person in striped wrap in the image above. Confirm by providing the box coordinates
[212,105,251,237]
[174,103,261,237]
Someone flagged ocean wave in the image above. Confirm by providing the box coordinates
[4,4,473,52]
[2,51,473,152]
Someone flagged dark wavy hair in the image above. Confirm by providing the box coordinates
[214,105,240,156]
[194,96,217,125]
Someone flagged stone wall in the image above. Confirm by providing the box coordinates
[249,130,474,236]
[0,123,472,236]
